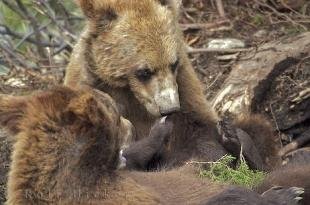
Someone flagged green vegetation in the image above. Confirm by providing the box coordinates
[285,25,305,36]
[252,14,265,26]
[200,155,266,189]
[0,1,84,72]
[0,1,82,51]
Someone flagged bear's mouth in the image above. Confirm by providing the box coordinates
[154,87,180,116]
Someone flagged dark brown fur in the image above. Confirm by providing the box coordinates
[123,118,173,170]
[0,95,27,136]
[233,114,282,171]
[138,113,281,171]
[256,148,310,205]
[256,164,310,205]
[64,0,281,171]
[0,87,298,205]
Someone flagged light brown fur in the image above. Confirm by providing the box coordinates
[64,0,218,139]
[64,0,282,171]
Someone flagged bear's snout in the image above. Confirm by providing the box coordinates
[155,87,180,116]
[160,106,180,116]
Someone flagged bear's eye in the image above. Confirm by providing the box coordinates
[135,68,154,82]
[99,8,118,26]
[170,59,179,73]
[159,0,168,6]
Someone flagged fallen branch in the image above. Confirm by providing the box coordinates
[254,0,308,31]
[180,19,230,30]
[290,87,310,105]
[215,0,226,19]
[279,129,310,157]
[14,0,47,59]
[187,46,252,54]
[212,32,310,117]
[0,24,61,48]
[0,43,34,70]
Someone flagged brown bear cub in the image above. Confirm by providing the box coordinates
[0,86,302,205]
[65,0,281,171]
[256,148,310,205]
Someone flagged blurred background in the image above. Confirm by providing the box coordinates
[0,0,83,90]
[0,0,309,93]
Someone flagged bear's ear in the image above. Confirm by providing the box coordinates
[67,92,111,126]
[0,95,27,135]
[157,0,182,12]
[77,0,118,20]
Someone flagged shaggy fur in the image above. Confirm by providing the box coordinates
[233,114,282,170]
[65,0,218,132]
[0,86,300,205]
[64,0,281,171]
[256,148,310,205]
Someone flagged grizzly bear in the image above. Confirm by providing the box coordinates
[0,86,303,205]
[64,0,281,171]
[64,0,218,124]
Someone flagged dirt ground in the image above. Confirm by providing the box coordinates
[0,1,309,203]
[184,1,310,144]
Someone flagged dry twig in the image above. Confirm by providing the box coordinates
[187,47,252,54]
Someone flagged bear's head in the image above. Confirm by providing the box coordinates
[0,86,133,170]
[78,0,183,116]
